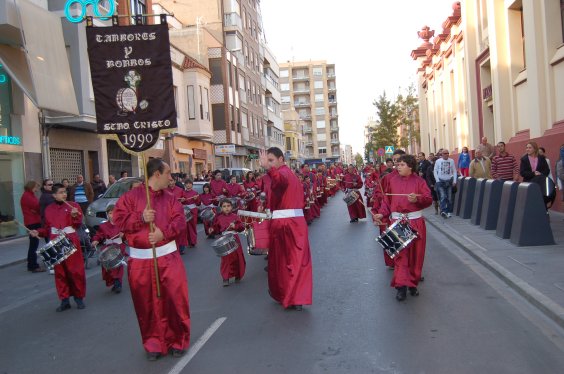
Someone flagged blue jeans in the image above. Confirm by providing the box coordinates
[436,180,453,214]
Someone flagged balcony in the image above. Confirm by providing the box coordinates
[328,86,336,92]
[299,114,312,120]
[327,73,336,79]
[224,13,242,32]
[332,152,340,157]
[328,100,337,106]
[330,126,338,132]
[305,141,313,146]
[294,101,310,108]
[330,113,338,119]
[331,139,340,145]
[293,88,310,94]
[292,75,309,81]
[303,127,312,133]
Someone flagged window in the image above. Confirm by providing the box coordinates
[314,94,324,102]
[314,81,324,89]
[286,137,292,151]
[281,96,290,104]
[316,120,326,128]
[520,6,526,68]
[280,83,290,91]
[315,107,325,116]
[318,147,327,155]
[203,87,210,120]
[130,0,146,22]
[199,86,204,119]
[187,85,195,120]
[280,69,289,78]
[241,111,248,128]
[173,85,178,113]
[313,67,322,76]
[317,133,326,141]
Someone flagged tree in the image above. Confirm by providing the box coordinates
[371,92,400,151]
[354,153,364,168]
[397,85,420,152]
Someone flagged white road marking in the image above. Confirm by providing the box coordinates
[167,317,227,374]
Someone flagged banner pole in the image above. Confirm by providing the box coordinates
[142,153,161,298]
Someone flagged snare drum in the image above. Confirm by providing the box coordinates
[246,220,271,255]
[183,206,193,222]
[98,244,126,270]
[211,233,240,257]
[375,219,418,259]
[343,190,360,206]
[37,234,77,270]
[199,207,215,222]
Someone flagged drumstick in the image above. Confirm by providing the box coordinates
[14,220,32,233]
[386,193,422,196]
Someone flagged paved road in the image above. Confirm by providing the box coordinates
[1,192,564,374]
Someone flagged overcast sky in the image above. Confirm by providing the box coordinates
[261,0,457,155]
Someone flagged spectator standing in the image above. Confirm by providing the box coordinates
[62,178,72,196]
[491,142,519,181]
[69,174,94,213]
[469,149,492,179]
[520,142,552,208]
[108,174,117,187]
[425,154,439,214]
[91,173,107,199]
[476,137,495,159]
[556,144,564,201]
[20,181,44,272]
[417,152,431,178]
[538,147,554,181]
[39,179,55,223]
[434,149,457,218]
[457,147,471,177]
[120,170,128,180]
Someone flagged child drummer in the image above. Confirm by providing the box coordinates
[208,199,246,287]
[30,183,86,312]
[91,205,126,293]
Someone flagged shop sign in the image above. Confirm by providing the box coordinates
[86,22,177,153]
[215,144,235,155]
[193,148,207,160]
[0,136,21,145]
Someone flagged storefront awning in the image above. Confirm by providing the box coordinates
[0,0,78,115]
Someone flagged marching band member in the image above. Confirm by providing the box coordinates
[210,170,229,197]
[301,174,315,225]
[341,164,366,223]
[113,159,190,361]
[184,179,201,248]
[167,179,189,255]
[259,147,313,311]
[243,171,260,212]
[226,174,245,198]
[30,183,86,311]
[91,204,125,293]
[304,174,320,219]
[373,155,432,302]
[208,199,246,287]
[199,183,216,238]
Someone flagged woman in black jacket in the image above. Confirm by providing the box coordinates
[520,141,553,208]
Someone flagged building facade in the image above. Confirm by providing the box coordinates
[412,0,564,210]
[279,60,340,165]
[282,109,304,169]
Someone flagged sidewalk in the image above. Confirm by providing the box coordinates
[0,236,30,269]
[425,207,564,329]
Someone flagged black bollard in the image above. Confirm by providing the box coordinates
[510,182,555,246]
[480,179,504,230]
[460,178,477,219]
[495,181,519,239]
[454,177,466,216]
[470,178,488,225]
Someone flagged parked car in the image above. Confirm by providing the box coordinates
[85,177,141,232]
[192,181,206,194]
[221,168,252,183]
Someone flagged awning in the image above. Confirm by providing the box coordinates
[0,0,78,115]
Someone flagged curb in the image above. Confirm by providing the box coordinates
[0,258,26,270]
[426,216,564,331]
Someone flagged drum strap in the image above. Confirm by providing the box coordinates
[51,226,76,235]
[186,204,197,209]
[390,210,423,220]
[272,209,304,219]
[106,238,123,245]
[129,240,177,259]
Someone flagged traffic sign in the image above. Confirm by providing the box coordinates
[377,148,385,156]
[385,146,395,154]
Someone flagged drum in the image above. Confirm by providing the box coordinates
[184,206,193,222]
[36,234,77,270]
[211,232,240,257]
[98,244,126,270]
[246,220,271,255]
[229,197,240,212]
[116,87,138,113]
[343,190,360,206]
[376,219,419,259]
[366,188,374,198]
[199,207,215,222]
[245,191,256,203]
[237,210,271,220]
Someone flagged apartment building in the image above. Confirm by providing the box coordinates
[279,60,340,165]
[412,0,564,210]
[282,108,304,169]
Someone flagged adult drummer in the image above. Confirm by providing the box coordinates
[341,164,366,223]
[259,147,313,311]
[373,155,432,302]
[112,159,190,361]
[30,184,86,311]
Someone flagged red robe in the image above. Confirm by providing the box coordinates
[183,189,201,246]
[210,179,228,197]
[38,201,86,300]
[256,175,272,212]
[370,179,394,268]
[377,173,432,288]
[341,173,366,220]
[226,182,244,198]
[92,221,125,286]
[210,213,246,280]
[113,184,190,355]
[243,180,260,212]
[267,165,313,308]
[302,181,314,224]
[199,192,216,235]
[168,185,188,248]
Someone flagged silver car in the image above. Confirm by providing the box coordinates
[85,177,141,231]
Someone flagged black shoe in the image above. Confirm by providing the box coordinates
[263,266,268,272]
[396,287,407,302]
[441,211,448,218]
[292,305,303,311]
[171,349,185,358]
[113,281,122,294]
[350,219,355,223]
[420,276,425,282]
[146,352,161,361]
[223,279,229,287]
[56,299,71,312]
[409,287,419,296]
[74,297,85,309]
